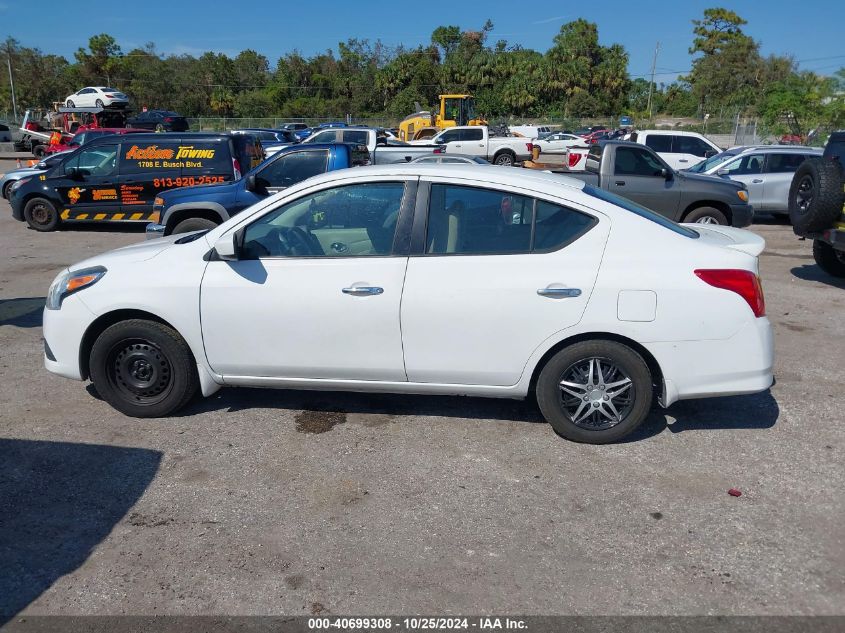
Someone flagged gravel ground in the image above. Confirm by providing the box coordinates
[0,167,843,618]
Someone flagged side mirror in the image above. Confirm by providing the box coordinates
[213,232,240,261]
[66,167,83,180]
[244,174,257,192]
[716,168,729,176]
[704,150,717,158]
[37,162,48,169]
[661,168,673,180]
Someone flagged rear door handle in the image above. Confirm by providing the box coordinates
[615,181,625,186]
[342,286,384,296]
[537,288,582,298]
[678,159,689,163]
[752,179,763,183]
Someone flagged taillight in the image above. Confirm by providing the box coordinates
[694,269,765,317]
[164,117,174,122]
[434,146,445,154]
[568,153,582,168]
[232,158,242,180]
[526,143,533,152]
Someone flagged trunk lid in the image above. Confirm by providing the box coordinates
[685,224,765,257]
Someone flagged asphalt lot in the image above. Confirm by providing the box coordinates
[0,160,843,618]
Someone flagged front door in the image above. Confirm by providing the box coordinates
[719,152,765,209]
[400,181,608,386]
[54,143,122,220]
[607,145,681,219]
[201,178,414,380]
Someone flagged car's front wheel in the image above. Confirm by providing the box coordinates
[89,319,199,417]
[66,99,75,107]
[684,206,728,225]
[24,197,60,231]
[536,340,653,443]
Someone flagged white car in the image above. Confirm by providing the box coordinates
[42,165,774,444]
[65,87,129,108]
[532,132,585,153]
[629,130,721,170]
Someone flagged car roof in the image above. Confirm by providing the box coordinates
[296,163,587,192]
[85,131,238,145]
[638,130,705,137]
[733,145,821,154]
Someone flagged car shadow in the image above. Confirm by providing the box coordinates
[0,439,161,624]
[790,264,845,289]
[623,389,780,442]
[0,297,46,328]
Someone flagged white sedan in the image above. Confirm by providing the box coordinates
[532,132,585,153]
[42,165,774,443]
[65,87,129,108]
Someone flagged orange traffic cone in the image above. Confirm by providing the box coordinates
[28,160,37,167]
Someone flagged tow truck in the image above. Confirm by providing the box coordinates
[16,105,130,156]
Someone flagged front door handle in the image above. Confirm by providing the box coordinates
[615,181,626,186]
[678,159,689,163]
[537,287,582,298]
[752,179,763,183]
[342,286,384,296]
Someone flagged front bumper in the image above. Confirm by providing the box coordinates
[42,294,97,381]
[730,203,754,228]
[146,223,165,239]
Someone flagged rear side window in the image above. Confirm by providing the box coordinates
[342,130,369,145]
[425,184,594,255]
[644,135,672,153]
[675,135,712,157]
[462,128,484,141]
[256,150,328,188]
[765,153,810,173]
[584,185,699,238]
[120,141,182,174]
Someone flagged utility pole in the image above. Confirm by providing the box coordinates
[646,41,660,120]
[6,41,18,122]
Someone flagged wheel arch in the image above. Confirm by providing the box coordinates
[527,331,665,403]
[79,309,190,380]
[681,200,731,223]
[492,148,516,164]
[163,203,227,235]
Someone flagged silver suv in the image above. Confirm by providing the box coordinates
[691,146,822,217]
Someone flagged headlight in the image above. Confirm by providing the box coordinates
[11,177,31,192]
[737,190,749,202]
[46,266,107,310]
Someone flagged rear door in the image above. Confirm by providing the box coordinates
[673,135,715,169]
[761,152,814,212]
[457,128,486,157]
[54,143,122,220]
[642,134,676,168]
[607,145,681,218]
[400,180,607,386]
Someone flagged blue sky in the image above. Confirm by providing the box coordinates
[2,0,844,83]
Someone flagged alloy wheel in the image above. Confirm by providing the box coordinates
[558,357,635,430]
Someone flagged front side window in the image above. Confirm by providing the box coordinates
[308,130,337,143]
[425,184,595,255]
[65,145,118,177]
[722,153,763,175]
[437,129,461,144]
[614,146,665,176]
[644,135,672,153]
[765,153,809,173]
[242,182,406,258]
[688,150,739,173]
[256,150,328,189]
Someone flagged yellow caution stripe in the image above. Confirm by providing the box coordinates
[60,210,161,222]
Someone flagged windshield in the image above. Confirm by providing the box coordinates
[584,185,699,238]
[687,149,742,173]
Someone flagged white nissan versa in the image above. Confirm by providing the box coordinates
[42,165,774,443]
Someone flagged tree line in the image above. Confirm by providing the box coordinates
[1,8,842,136]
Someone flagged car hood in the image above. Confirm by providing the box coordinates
[676,170,744,190]
[70,234,187,271]
[1,166,44,178]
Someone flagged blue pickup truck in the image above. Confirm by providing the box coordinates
[148,142,369,236]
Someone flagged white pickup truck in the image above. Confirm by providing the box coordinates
[409,126,533,166]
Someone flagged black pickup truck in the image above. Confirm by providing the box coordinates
[788,131,845,277]
[563,140,753,227]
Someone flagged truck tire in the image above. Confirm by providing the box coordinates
[683,206,728,225]
[24,198,60,231]
[32,144,47,158]
[493,150,516,166]
[812,239,845,278]
[171,217,219,235]
[789,158,843,234]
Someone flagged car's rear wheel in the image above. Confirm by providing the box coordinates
[813,239,845,278]
[171,217,218,234]
[23,197,60,231]
[95,99,104,107]
[66,99,75,107]
[493,151,516,166]
[89,319,199,418]
[684,206,728,225]
[536,340,653,443]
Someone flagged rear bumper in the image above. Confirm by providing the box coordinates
[730,203,754,227]
[647,317,774,406]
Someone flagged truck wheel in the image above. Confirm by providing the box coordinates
[171,217,219,235]
[536,340,653,444]
[813,239,845,278]
[32,144,47,158]
[155,123,165,133]
[89,319,199,418]
[684,206,728,225]
[494,151,516,166]
[24,198,60,231]
[789,158,843,234]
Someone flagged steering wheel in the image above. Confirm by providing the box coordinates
[275,226,314,256]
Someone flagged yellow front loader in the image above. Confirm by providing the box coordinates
[398,94,487,142]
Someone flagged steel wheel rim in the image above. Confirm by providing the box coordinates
[558,357,635,430]
[695,215,719,224]
[796,175,814,213]
[30,203,51,225]
[106,338,174,406]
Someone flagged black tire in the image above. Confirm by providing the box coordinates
[493,151,516,166]
[32,144,47,158]
[789,158,843,234]
[2,180,14,201]
[95,99,104,107]
[536,340,653,444]
[66,99,75,107]
[154,123,165,133]
[683,206,728,225]
[813,239,845,278]
[171,217,219,234]
[23,197,60,231]
[89,319,199,418]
